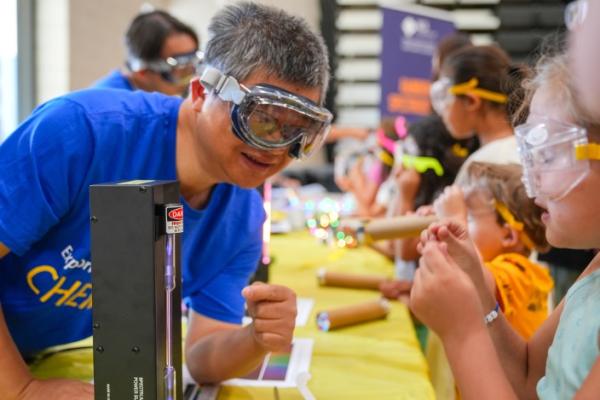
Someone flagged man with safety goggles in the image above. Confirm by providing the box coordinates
[515,117,600,201]
[199,66,332,159]
[0,3,332,398]
[93,9,200,96]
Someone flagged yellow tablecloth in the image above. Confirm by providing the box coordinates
[29,231,434,399]
[219,232,434,399]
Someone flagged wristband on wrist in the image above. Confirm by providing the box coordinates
[484,302,500,325]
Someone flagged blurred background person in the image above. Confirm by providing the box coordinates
[93,9,200,96]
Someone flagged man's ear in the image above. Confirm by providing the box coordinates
[190,77,205,112]
[500,224,520,249]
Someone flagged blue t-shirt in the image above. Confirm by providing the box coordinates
[0,88,264,356]
[92,70,135,91]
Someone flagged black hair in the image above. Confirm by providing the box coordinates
[442,45,530,122]
[125,10,199,62]
[433,33,472,80]
[409,114,479,208]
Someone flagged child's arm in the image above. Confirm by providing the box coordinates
[391,167,423,261]
[574,356,600,400]
[443,325,517,400]
[424,221,564,399]
[347,160,380,217]
[484,300,564,399]
[411,242,517,400]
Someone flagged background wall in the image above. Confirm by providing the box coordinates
[36,0,319,104]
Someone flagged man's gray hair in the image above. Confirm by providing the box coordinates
[204,2,330,103]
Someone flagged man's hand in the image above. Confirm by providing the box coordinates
[242,283,297,353]
[21,378,93,400]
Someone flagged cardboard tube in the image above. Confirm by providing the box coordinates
[363,215,437,242]
[317,268,387,290]
[316,299,390,331]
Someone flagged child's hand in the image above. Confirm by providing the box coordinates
[414,204,435,217]
[410,241,485,341]
[419,220,477,271]
[347,160,366,189]
[419,220,496,310]
[379,279,412,300]
[393,166,421,203]
[433,185,467,224]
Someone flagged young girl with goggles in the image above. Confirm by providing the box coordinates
[429,45,526,186]
[200,66,333,159]
[430,76,507,117]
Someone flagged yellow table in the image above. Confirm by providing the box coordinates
[30,231,434,399]
[219,232,434,399]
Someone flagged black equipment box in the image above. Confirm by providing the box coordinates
[90,180,183,400]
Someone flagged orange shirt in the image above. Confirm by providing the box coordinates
[485,253,554,339]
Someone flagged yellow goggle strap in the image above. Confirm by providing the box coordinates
[378,150,395,167]
[575,143,600,161]
[450,78,508,104]
[494,201,536,250]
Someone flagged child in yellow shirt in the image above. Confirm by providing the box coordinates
[434,161,553,339]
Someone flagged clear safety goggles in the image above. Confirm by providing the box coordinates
[128,50,204,86]
[430,77,508,115]
[565,0,588,31]
[463,186,535,250]
[200,66,333,159]
[515,118,600,201]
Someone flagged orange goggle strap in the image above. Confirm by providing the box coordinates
[494,201,536,250]
[575,143,600,161]
[450,78,508,104]
[451,143,469,158]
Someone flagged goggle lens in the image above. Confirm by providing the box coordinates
[516,120,590,200]
[245,103,326,148]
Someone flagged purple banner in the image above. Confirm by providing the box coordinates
[380,4,455,122]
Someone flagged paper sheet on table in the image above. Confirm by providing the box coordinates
[183,338,313,393]
[223,338,313,388]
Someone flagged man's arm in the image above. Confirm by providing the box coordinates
[0,305,36,399]
[184,283,296,384]
[0,306,94,400]
[184,312,267,383]
[0,243,94,399]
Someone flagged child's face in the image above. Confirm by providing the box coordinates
[433,75,477,140]
[465,189,506,262]
[442,96,477,140]
[527,86,600,249]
